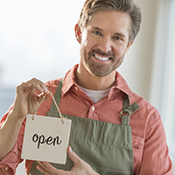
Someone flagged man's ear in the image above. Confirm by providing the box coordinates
[74,24,82,44]
[126,40,134,53]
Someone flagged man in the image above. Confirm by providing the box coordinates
[0,0,173,174]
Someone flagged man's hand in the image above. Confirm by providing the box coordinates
[37,146,100,175]
[11,78,50,120]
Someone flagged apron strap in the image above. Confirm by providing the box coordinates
[121,94,140,125]
[47,78,64,115]
[123,94,130,109]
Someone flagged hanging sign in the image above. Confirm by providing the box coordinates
[21,114,72,164]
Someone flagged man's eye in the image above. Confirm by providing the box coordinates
[93,31,101,36]
[114,36,121,40]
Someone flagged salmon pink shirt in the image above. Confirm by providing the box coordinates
[0,64,173,175]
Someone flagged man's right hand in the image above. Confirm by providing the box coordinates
[0,78,50,161]
[11,78,50,121]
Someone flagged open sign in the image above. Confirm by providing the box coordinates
[21,114,71,164]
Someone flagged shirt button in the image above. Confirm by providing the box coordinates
[75,87,78,91]
[92,106,95,111]
[5,167,9,171]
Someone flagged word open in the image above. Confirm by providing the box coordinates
[32,134,62,149]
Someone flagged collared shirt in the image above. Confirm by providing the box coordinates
[0,64,173,175]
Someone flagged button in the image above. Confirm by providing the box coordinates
[75,87,78,91]
[92,106,95,111]
[5,167,9,171]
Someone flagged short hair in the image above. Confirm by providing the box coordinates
[78,0,142,43]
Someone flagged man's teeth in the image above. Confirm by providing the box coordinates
[94,54,109,61]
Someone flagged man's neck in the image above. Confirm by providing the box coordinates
[75,65,116,90]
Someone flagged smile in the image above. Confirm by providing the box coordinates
[93,54,110,61]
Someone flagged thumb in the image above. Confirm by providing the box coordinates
[67,146,81,165]
[38,92,50,104]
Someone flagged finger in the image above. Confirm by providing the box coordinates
[37,161,52,175]
[27,78,49,94]
[67,146,81,166]
[37,161,46,168]
[37,161,69,175]
[45,93,51,100]
[37,92,51,104]
[37,161,57,174]
[16,82,32,94]
[37,164,50,175]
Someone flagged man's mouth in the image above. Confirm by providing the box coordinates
[93,54,110,61]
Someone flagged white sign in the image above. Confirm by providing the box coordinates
[21,114,72,164]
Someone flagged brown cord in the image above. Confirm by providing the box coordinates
[32,92,66,124]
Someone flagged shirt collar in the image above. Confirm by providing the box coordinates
[114,72,133,98]
[62,64,79,96]
[62,64,133,98]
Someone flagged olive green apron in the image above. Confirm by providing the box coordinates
[29,79,139,175]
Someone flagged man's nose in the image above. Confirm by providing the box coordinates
[98,37,112,53]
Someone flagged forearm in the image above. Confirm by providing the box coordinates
[0,111,24,160]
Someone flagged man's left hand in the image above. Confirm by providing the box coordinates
[37,146,100,175]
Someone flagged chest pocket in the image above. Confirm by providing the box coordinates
[132,135,144,174]
[132,135,144,162]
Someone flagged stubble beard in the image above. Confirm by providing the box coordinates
[80,46,125,77]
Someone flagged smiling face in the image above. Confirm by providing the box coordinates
[76,10,132,78]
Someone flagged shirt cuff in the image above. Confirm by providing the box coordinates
[0,165,13,175]
[0,142,21,175]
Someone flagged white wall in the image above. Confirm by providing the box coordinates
[119,0,160,102]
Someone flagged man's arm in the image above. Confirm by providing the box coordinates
[0,78,50,161]
[139,112,173,174]
[0,111,25,161]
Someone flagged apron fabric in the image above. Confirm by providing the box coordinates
[29,79,139,175]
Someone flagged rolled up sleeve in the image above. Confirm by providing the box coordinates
[0,110,25,175]
[139,112,173,175]
[0,142,20,175]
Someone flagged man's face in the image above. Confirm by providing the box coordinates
[77,10,132,77]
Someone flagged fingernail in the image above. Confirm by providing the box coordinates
[26,82,32,86]
[69,146,72,153]
[44,88,49,93]
[39,87,44,92]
